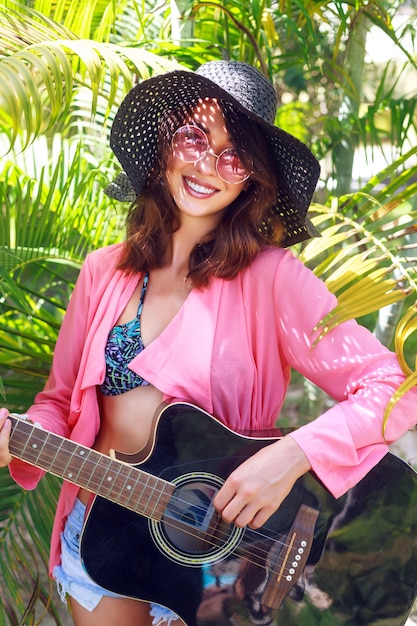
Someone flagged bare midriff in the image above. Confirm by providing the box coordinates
[78,384,164,505]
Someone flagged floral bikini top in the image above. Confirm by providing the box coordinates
[100,273,150,396]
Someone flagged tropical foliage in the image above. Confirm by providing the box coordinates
[0,0,416,623]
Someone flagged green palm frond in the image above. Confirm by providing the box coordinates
[0,38,181,152]
[0,469,64,626]
[1,137,121,262]
[0,1,183,152]
[0,134,124,410]
[302,146,417,340]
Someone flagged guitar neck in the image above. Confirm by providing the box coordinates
[8,415,174,521]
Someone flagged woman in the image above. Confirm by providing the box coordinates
[0,60,416,626]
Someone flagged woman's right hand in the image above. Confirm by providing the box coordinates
[0,408,12,467]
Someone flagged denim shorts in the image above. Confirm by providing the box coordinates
[54,498,179,625]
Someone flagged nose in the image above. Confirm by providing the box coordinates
[193,150,218,176]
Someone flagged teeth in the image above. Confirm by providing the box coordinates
[186,178,214,194]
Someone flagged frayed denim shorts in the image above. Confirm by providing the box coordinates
[54,498,178,625]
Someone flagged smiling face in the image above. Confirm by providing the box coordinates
[165,99,248,230]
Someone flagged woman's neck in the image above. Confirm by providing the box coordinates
[168,218,215,270]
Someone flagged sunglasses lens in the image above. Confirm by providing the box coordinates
[172,126,207,162]
[172,125,252,184]
[217,149,251,184]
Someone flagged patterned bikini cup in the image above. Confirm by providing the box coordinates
[100,273,150,396]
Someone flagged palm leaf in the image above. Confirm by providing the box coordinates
[302,147,417,340]
[1,138,120,261]
[0,469,64,626]
[0,135,124,411]
[0,1,182,152]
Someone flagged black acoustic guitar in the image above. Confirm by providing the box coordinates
[8,402,417,626]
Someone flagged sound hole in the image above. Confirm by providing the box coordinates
[149,473,244,566]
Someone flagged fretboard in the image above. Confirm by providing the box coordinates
[8,415,174,521]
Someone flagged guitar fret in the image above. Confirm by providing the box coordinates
[36,435,48,467]
[101,458,131,500]
[148,479,169,518]
[71,445,90,484]
[8,415,175,521]
[131,472,152,513]
[121,465,144,508]
[77,451,113,494]
[142,474,165,518]
[141,474,161,518]
[93,456,112,496]
[17,424,34,460]
[20,429,56,468]
[73,448,104,492]
[113,463,134,504]
[60,442,79,481]
[141,474,163,518]
[123,468,146,507]
[109,463,139,506]
[49,440,80,478]
[39,433,66,476]
[49,435,66,471]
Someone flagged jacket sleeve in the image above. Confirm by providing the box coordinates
[274,251,417,498]
[8,254,94,489]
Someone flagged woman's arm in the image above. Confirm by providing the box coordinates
[215,251,416,524]
[273,253,417,497]
[6,254,95,489]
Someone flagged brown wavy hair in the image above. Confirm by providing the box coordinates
[117,100,285,287]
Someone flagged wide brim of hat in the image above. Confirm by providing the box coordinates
[108,69,321,247]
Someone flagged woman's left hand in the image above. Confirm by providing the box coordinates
[213,435,311,529]
[0,408,12,467]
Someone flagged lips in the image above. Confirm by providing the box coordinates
[183,176,218,198]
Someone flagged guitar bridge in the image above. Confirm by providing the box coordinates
[262,504,319,609]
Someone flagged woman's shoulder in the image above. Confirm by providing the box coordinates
[238,245,322,296]
[83,242,125,272]
[245,245,300,277]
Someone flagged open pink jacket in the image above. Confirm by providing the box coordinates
[9,243,417,574]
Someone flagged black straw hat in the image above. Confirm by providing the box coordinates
[105,60,321,247]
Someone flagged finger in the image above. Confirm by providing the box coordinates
[0,416,11,438]
[214,488,249,526]
[0,415,11,434]
[0,409,12,446]
[247,507,272,530]
[231,506,255,528]
[232,497,267,528]
[213,481,236,512]
[222,501,248,526]
[0,418,12,466]
[0,407,10,421]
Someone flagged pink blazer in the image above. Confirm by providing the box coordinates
[9,243,417,573]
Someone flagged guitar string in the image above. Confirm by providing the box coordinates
[10,422,307,576]
[10,421,311,576]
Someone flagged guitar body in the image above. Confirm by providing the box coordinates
[80,403,417,626]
